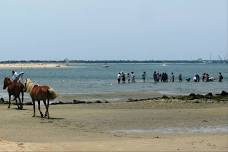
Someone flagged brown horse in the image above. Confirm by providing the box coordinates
[3,77,24,110]
[24,79,58,118]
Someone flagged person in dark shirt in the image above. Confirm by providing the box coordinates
[171,72,175,82]
[142,72,146,83]
[178,74,182,82]
[219,72,223,82]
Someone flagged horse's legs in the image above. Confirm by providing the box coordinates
[18,96,22,110]
[21,91,24,110]
[38,100,43,118]
[15,98,19,109]
[47,98,50,119]
[32,99,36,117]
[43,100,47,108]
[8,94,11,108]
[43,100,48,118]
[44,99,49,119]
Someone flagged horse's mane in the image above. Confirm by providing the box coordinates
[25,79,35,93]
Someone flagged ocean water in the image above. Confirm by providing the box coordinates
[0,63,227,99]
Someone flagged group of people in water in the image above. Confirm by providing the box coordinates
[117,72,136,84]
[117,71,224,84]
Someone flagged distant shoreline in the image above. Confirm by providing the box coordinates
[0,63,67,69]
[0,59,227,64]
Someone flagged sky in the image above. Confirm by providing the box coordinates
[0,0,227,61]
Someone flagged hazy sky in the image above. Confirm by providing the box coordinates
[0,0,227,60]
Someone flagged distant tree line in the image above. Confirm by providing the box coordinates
[0,60,227,64]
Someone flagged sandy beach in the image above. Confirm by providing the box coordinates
[0,63,67,69]
[0,97,227,151]
[1,0,227,151]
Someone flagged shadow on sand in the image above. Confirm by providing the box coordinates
[39,117,64,123]
[48,117,64,120]
[12,108,28,110]
[37,116,64,120]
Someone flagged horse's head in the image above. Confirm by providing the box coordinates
[3,77,11,89]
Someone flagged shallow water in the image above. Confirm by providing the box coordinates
[112,125,228,134]
[0,63,227,99]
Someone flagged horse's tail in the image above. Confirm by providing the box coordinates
[48,88,58,100]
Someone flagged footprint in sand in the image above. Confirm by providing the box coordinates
[207,143,216,148]
[17,142,25,149]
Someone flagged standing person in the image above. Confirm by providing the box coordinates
[153,71,157,82]
[127,73,131,83]
[202,73,205,82]
[161,73,165,82]
[193,74,197,82]
[122,72,126,83]
[131,72,136,83]
[164,72,168,82]
[117,72,121,84]
[178,74,182,82]
[142,72,146,83]
[196,74,200,82]
[219,72,223,82]
[156,72,160,82]
[205,73,209,82]
[171,72,175,82]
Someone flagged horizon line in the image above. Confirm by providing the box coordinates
[0,59,227,63]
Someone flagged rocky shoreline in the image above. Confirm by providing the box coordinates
[127,91,228,103]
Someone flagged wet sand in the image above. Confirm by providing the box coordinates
[59,91,161,102]
[0,99,227,151]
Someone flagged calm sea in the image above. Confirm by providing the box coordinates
[0,63,227,99]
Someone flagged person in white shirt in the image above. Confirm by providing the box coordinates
[12,70,24,82]
[131,72,136,83]
[117,72,121,84]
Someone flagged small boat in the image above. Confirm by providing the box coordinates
[103,64,110,68]
[161,63,167,66]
